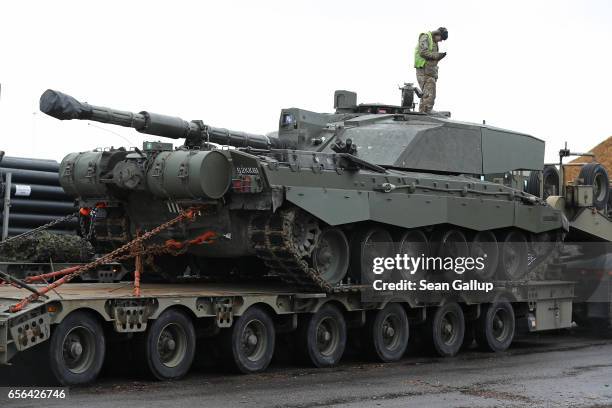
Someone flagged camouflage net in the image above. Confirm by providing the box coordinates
[0,232,94,263]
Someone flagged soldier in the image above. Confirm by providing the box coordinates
[414,27,448,113]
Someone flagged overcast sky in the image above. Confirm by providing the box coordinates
[0,0,610,163]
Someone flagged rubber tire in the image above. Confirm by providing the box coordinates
[363,303,409,362]
[48,311,106,385]
[525,171,540,196]
[542,165,560,199]
[141,309,196,381]
[578,162,609,210]
[298,304,347,367]
[222,306,276,373]
[525,166,559,199]
[427,302,465,357]
[475,301,515,352]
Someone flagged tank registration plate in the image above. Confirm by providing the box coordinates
[236,167,259,175]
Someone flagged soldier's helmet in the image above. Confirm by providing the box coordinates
[437,27,449,40]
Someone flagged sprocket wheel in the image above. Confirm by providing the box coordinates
[286,209,321,258]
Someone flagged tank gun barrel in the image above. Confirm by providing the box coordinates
[39,89,284,149]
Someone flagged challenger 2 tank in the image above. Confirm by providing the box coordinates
[39,86,567,290]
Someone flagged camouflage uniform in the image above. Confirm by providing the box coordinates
[415,33,445,113]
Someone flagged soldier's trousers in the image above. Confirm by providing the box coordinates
[416,73,436,113]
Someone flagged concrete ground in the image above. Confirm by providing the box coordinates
[2,330,612,408]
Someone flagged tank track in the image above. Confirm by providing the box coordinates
[249,208,334,292]
[88,203,564,290]
[248,207,565,292]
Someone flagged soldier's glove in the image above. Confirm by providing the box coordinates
[439,52,447,60]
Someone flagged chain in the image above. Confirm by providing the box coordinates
[8,206,203,313]
[0,211,79,248]
[86,208,96,241]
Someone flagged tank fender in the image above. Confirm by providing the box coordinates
[285,186,370,225]
[286,186,563,233]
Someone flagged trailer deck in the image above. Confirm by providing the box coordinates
[0,261,128,283]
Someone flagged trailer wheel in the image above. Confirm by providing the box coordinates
[428,302,464,357]
[48,311,105,385]
[223,306,275,373]
[141,309,196,380]
[298,304,346,367]
[475,301,515,352]
[364,303,409,362]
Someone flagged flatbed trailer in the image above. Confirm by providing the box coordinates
[0,279,576,385]
[0,261,128,283]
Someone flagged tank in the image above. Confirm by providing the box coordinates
[39,87,567,289]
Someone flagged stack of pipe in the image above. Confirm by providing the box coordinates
[0,155,77,236]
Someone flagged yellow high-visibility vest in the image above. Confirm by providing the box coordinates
[414,32,433,68]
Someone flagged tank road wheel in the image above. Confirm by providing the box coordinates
[497,230,529,280]
[469,231,499,280]
[475,301,515,352]
[312,227,350,285]
[298,304,347,367]
[396,229,428,278]
[427,302,465,357]
[578,162,609,210]
[48,311,105,385]
[430,229,469,282]
[434,229,469,259]
[290,210,321,257]
[364,303,409,362]
[141,309,196,380]
[350,226,394,284]
[222,306,275,373]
